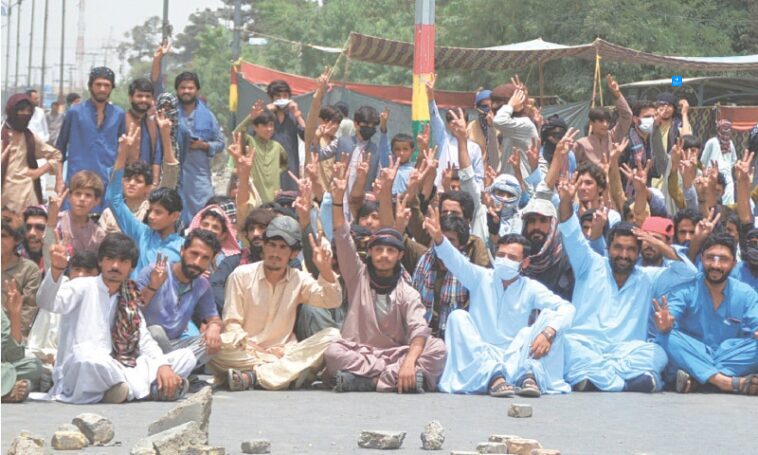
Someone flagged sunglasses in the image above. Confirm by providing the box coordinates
[25,223,46,232]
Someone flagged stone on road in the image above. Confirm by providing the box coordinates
[476,441,507,453]
[241,439,272,454]
[51,430,89,450]
[506,437,542,455]
[132,421,206,455]
[508,403,533,418]
[148,386,213,437]
[420,420,445,450]
[358,430,406,449]
[72,412,115,445]
[7,431,45,455]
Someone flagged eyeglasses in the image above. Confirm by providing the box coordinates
[25,223,46,232]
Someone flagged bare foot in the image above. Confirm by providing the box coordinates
[1,379,30,403]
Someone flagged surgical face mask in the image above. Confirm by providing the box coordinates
[273,98,291,110]
[638,117,654,134]
[359,125,376,141]
[493,256,521,281]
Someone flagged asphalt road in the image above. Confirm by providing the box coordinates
[2,388,755,454]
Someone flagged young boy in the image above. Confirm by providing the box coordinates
[55,170,107,252]
[98,161,152,234]
[389,133,416,196]
[242,110,288,204]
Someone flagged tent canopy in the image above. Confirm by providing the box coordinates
[345,32,758,72]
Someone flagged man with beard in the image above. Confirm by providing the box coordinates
[557,175,697,393]
[323,165,446,393]
[520,197,575,302]
[651,92,692,178]
[56,67,126,212]
[137,230,223,368]
[125,78,163,187]
[733,150,757,289]
[638,217,675,267]
[2,93,62,212]
[2,221,41,337]
[38,233,196,403]
[25,89,50,142]
[209,216,342,391]
[673,208,702,247]
[20,206,48,271]
[174,72,224,225]
[656,234,758,395]
[210,207,276,314]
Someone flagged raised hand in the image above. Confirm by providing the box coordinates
[448,108,468,140]
[154,39,171,58]
[1,140,12,164]
[149,253,169,290]
[679,148,698,189]
[330,158,348,201]
[156,109,173,132]
[249,99,265,120]
[589,205,609,240]
[557,174,578,204]
[356,151,371,182]
[652,296,674,332]
[309,232,334,276]
[508,88,526,112]
[416,123,431,153]
[3,279,22,318]
[423,205,444,245]
[610,137,629,167]
[317,65,331,89]
[394,193,411,233]
[441,162,456,193]
[678,99,689,115]
[49,230,69,272]
[606,74,622,98]
[527,138,541,172]
[510,74,527,95]
[379,106,390,134]
[47,188,69,228]
[734,150,755,185]
[424,73,437,102]
[554,127,580,159]
[379,154,401,187]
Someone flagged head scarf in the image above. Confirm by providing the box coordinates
[2,94,42,203]
[521,213,564,277]
[366,228,406,294]
[188,204,241,257]
[717,119,732,154]
[110,280,143,367]
[488,174,522,228]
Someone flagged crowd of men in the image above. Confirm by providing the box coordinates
[1,42,757,405]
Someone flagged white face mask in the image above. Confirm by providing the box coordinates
[638,117,654,134]
[273,98,291,109]
[493,256,521,281]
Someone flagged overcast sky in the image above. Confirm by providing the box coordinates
[2,0,223,94]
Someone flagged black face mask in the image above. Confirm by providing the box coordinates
[7,114,32,131]
[745,245,758,267]
[359,126,376,141]
[542,140,557,164]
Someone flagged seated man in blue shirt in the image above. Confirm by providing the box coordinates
[137,229,223,367]
[655,234,758,395]
[106,127,185,274]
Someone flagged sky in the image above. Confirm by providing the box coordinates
[1,0,223,98]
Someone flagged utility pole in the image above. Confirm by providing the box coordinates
[58,0,65,99]
[26,0,35,87]
[231,0,241,60]
[161,0,169,80]
[40,0,50,106]
[14,0,22,90]
[4,1,12,93]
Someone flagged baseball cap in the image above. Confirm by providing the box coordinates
[641,216,674,239]
[522,197,557,219]
[264,215,301,246]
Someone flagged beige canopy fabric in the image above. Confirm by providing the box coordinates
[345,32,758,72]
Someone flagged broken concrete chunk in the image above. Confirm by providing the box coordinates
[129,448,157,455]
[241,439,272,454]
[476,441,507,453]
[72,412,115,445]
[57,423,80,433]
[148,386,213,437]
[449,452,479,455]
[132,421,207,455]
[506,438,543,455]
[420,420,445,450]
[507,403,533,418]
[488,434,522,444]
[358,430,406,450]
[8,431,45,455]
[51,430,89,450]
[530,450,561,455]
[186,446,227,455]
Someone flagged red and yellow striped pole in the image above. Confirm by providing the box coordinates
[412,0,435,161]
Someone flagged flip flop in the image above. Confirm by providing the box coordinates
[150,378,189,401]
[489,377,515,398]
[415,371,426,394]
[516,375,542,398]
[1,379,31,403]
[675,369,697,394]
[734,374,758,395]
[227,369,256,392]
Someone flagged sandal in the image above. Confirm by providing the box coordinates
[150,378,189,401]
[488,377,515,398]
[415,371,426,393]
[733,374,758,395]
[334,371,376,393]
[516,375,542,398]
[675,369,697,393]
[1,379,31,403]
[227,369,256,392]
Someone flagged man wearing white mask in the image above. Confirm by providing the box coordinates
[620,100,657,194]
[424,207,575,398]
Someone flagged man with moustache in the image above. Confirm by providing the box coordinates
[655,234,758,395]
[37,233,196,403]
[125,78,163,187]
[137,230,223,367]
[556,175,697,393]
[210,207,276,315]
[20,206,49,272]
[56,67,126,212]
[173,72,224,225]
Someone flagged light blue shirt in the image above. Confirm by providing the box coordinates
[733,261,758,290]
[106,168,184,275]
[558,214,697,347]
[665,275,758,350]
